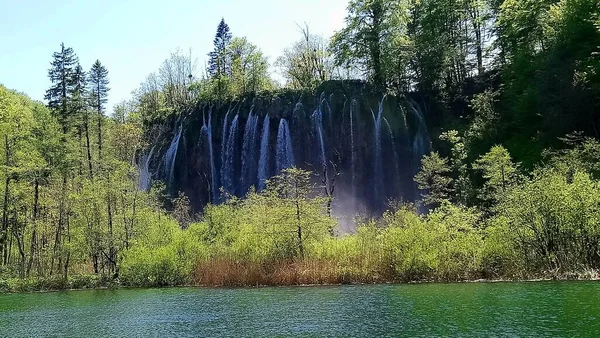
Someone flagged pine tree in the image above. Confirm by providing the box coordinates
[70,64,89,176]
[88,60,109,164]
[208,18,232,77]
[208,19,232,100]
[414,152,454,208]
[71,63,87,121]
[45,43,78,134]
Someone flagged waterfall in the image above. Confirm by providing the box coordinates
[165,125,182,186]
[291,100,305,165]
[241,112,259,194]
[372,96,386,209]
[408,98,431,207]
[138,146,156,191]
[276,118,294,174]
[350,99,357,199]
[311,108,326,167]
[222,114,239,196]
[258,115,270,192]
[384,117,401,196]
[409,98,431,173]
[220,109,231,198]
[200,109,217,203]
[148,90,435,218]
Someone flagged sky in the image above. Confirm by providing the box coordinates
[0,0,348,113]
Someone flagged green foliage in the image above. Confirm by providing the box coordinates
[544,135,600,178]
[473,145,519,205]
[229,37,275,95]
[4,0,600,290]
[440,130,471,204]
[414,152,454,207]
[331,0,407,89]
[465,90,499,151]
[276,26,335,90]
[494,167,600,273]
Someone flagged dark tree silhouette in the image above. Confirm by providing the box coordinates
[45,43,78,133]
[88,60,109,163]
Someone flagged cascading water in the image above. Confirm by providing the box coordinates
[257,115,270,192]
[276,118,294,174]
[222,114,239,196]
[409,98,431,174]
[200,109,217,203]
[350,99,357,199]
[155,88,433,223]
[372,96,386,210]
[312,107,326,168]
[138,146,156,191]
[409,98,431,205]
[220,109,231,198]
[384,117,401,191]
[165,125,182,186]
[241,112,259,194]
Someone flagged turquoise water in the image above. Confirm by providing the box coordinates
[1,281,599,337]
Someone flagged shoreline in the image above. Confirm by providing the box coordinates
[2,272,599,295]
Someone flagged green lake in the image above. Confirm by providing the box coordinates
[1,281,599,337]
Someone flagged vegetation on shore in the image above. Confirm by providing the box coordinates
[1,0,600,291]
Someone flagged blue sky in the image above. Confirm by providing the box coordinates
[0,0,347,113]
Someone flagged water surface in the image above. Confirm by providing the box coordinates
[1,281,599,337]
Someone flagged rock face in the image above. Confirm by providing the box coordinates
[141,80,431,230]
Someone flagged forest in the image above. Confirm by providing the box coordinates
[0,0,599,292]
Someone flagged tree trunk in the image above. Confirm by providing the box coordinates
[13,210,26,278]
[51,176,67,276]
[63,211,71,280]
[370,2,384,89]
[27,177,39,276]
[85,112,93,179]
[107,193,115,275]
[294,184,304,258]
[1,135,10,265]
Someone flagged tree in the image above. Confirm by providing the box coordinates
[465,90,499,149]
[473,145,518,206]
[229,37,273,95]
[331,0,420,91]
[276,24,334,89]
[208,18,233,100]
[45,43,78,134]
[440,130,470,205]
[158,49,196,109]
[88,60,109,165]
[497,0,600,140]
[414,152,453,208]
[265,167,332,257]
[70,63,90,177]
[331,0,397,89]
[172,192,193,229]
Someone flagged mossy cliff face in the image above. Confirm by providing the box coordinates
[144,80,431,221]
